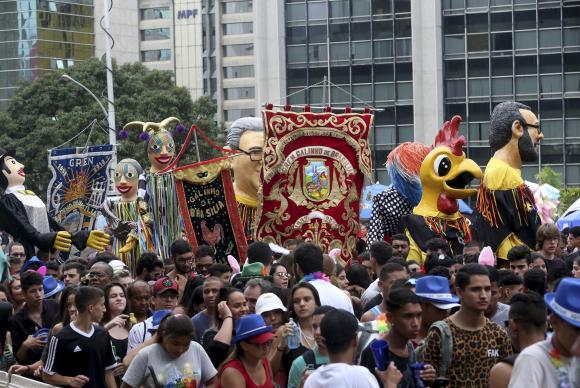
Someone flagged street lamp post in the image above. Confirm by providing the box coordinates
[61,74,108,121]
[61,73,117,195]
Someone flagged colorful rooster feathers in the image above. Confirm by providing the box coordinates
[386,142,430,206]
[433,115,465,156]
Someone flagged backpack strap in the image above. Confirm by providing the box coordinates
[431,320,453,378]
[407,341,417,364]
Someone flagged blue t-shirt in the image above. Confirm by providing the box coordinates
[191,311,212,342]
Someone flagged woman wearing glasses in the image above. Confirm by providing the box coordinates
[269,263,292,289]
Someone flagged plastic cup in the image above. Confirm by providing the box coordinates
[370,339,390,371]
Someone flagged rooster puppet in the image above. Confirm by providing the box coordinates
[400,116,482,262]
[367,142,430,244]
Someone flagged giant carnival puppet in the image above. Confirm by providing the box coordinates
[367,142,430,244]
[102,158,154,272]
[0,147,110,259]
[475,101,543,261]
[400,116,482,263]
[121,117,182,259]
[223,117,264,240]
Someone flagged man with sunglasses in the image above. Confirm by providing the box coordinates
[7,242,26,274]
[475,101,543,262]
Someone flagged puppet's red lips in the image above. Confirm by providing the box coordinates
[18,169,25,177]
[155,155,172,164]
[116,185,131,193]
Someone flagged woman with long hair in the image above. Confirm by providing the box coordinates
[202,287,249,367]
[269,263,292,289]
[121,314,217,388]
[279,282,321,374]
[7,276,25,312]
[219,314,275,388]
[102,283,131,381]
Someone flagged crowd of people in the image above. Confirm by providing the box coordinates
[0,224,579,388]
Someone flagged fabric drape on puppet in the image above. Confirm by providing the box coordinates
[256,109,373,262]
[174,157,247,263]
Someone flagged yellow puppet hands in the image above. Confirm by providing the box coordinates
[52,231,72,251]
[86,230,111,251]
[119,235,137,254]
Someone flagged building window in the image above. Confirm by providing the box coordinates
[223,65,254,78]
[308,1,328,20]
[287,26,307,45]
[140,28,170,41]
[225,109,255,121]
[140,7,170,20]
[224,87,255,100]
[329,23,349,42]
[330,0,349,18]
[141,49,171,62]
[223,43,254,56]
[222,1,252,14]
[222,22,253,35]
[286,3,306,21]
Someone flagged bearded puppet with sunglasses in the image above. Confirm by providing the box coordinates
[475,101,544,262]
[223,118,265,240]
[0,148,110,260]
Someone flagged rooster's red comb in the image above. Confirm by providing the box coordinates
[433,115,465,156]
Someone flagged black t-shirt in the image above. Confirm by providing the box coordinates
[44,322,116,388]
[8,299,59,364]
[361,340,416,388]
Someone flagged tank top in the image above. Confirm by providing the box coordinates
[219,358,274,388]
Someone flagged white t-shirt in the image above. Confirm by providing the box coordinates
[304,363,379,388]
[361,279,381,306]
[309,279,354,314]
[509,339,580,388]
[122,342,217,388]
[127,316,154,352]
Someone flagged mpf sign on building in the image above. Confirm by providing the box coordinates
[177,9,197,19]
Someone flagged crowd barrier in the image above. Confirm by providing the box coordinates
[0,371,56,388]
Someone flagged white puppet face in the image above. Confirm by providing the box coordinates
[114,160,140,200]
[2,156,26,188]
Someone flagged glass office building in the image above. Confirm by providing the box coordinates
[0,0,95,111]
[442,0,580,186]
[285,0,415,183]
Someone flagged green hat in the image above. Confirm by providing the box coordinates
[241,262,265,277]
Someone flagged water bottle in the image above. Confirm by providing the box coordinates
[287,318,301,349]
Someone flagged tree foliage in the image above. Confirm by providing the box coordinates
[535,166,563,190]
[0,58,223,193]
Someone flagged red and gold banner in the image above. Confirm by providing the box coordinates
[256,108,373,261]
[174,157,247,263]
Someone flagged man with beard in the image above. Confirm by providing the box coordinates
[475,101,543,261]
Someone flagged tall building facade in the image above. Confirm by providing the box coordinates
[0,0,95,110]
[284,0,418,183]
[283,0,580,186]
[442,0,580,186]
[201,0,285,124]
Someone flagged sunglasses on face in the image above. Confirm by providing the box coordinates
[275,272,292,279]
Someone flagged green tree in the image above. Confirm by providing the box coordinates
[535,166,563,190]
[0,58,223,193]
[559,188,580,215]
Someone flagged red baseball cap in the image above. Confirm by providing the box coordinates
[153,277,178,295]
